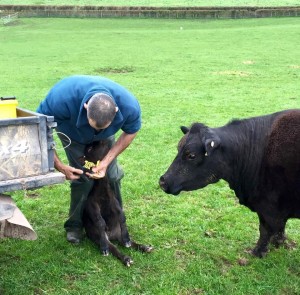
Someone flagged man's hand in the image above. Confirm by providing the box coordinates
[86,162,107,179]
[54,152,83,180]
[85,171,104,179]
[61,165,83,180]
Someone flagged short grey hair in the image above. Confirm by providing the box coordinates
[87,93,116,129]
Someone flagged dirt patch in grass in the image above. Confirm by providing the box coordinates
[213,70,251,77]
[94,66,135,74]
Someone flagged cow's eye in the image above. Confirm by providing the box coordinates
[187,153,196,160]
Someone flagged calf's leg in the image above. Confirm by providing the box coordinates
[84,201,110,255]
[129,241,154,253]
[117,209,131,247]
[107,241,134,267]
[112,204,153,253]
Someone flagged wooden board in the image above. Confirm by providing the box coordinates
[0,172,65,194]
[0,124,43,181]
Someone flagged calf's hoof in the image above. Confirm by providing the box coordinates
[102,249,109,256]
[142,245,154,253]
[123,256,134,267]
[124,241,132,248]
[66,230,83,244]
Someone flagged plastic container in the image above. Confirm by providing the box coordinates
[0,97,18,119]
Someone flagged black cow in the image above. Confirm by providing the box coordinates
[81,140,153,266]
[160,109,300,257]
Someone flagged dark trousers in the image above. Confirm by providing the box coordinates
[57,133,124,231]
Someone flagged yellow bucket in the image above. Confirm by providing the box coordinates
[0,98,18,119]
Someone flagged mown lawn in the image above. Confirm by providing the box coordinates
[0,17,299,295]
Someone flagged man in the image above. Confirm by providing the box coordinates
[37,75,141,244]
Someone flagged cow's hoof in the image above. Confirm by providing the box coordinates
[124,256,134,267]
[270,234,287,248]
[251,247,267,258]
[284,239,297,250]
[102,250,109,256]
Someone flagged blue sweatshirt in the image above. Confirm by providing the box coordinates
[36,75,141,144]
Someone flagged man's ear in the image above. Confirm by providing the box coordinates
[115,107,119,113]
[84,102,88,109]
[204,134,220,156]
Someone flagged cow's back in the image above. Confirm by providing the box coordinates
[263,110,300,217]
[266,110,300,180]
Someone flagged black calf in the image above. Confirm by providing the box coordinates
[81,140,153,266]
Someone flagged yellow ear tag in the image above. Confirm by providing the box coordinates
[83,160,100,169]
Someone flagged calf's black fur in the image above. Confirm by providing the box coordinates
[81,140,152,266]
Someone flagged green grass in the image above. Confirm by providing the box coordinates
[0,17,299,295]
[1,0,300,6]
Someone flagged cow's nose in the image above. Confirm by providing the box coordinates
[159,176,168,192]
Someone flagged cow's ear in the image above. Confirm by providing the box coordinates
[204,136,220,156]
[180,126,189,134]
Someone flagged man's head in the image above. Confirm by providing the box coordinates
[84,93,118,130]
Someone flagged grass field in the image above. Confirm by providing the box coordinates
[1,0,300,6]
[0,17,299,295]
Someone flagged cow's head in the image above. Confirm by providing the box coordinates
[159,123,224,195]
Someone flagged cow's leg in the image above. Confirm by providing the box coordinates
[252,213,287,257]
[270,219,287,248]
[252,214,273,258]
[269,218,297,250]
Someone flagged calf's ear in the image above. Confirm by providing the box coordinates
[204,135,220,156]
[180,126,189,134]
